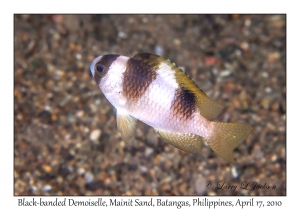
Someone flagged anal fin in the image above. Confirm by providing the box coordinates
[155,129,203,154]
[116,110,137,143]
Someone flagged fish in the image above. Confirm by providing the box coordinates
[90,53,253,162]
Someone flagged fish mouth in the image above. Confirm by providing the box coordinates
[90,55,103,77]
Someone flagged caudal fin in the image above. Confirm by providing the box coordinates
[204,122,253,162]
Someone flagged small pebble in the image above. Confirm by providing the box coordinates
[84,127,90,133]
[90,129,102,141]
[43,185,52,192]
[155,45,164,56]
[76,110,84,118]
[271,154,277,162]
[42,164,52,173]
[195,175,207,195]
[244,19,251,27]
[118,31,127,38]
[173,38,181,46]
[219,70,231,77]
[77,167,85,175]
[139,166,148,173]
[145,147,154,157]
[261,98,270,109]
[84,171,94,183]
[231,167,238,178]
[240,41,249,51]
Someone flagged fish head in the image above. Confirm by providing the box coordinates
[90,54,124,88]
[90,54,129,108]
[90,55,110,84]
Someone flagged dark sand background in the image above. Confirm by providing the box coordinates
[14,14,286,195]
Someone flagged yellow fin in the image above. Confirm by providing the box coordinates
[195,94,224,120]
[116,111,137,143]
[155,129,203,154]
[204,122,253,162]
[171,64,224,120]
[133,53,223,120]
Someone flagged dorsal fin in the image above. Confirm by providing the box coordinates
[132,53,164,69]
[132,53,224,120]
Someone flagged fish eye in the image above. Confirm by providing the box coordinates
[96,64,104,73]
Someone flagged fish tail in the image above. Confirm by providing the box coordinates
[203,122,253,162]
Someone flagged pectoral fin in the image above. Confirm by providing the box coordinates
[116,111,137,143]
[155,129,203,154]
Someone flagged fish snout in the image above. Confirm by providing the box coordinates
[90,55,103,77]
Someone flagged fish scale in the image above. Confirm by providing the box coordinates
[127,69,199,134]
[90,53,253,162]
